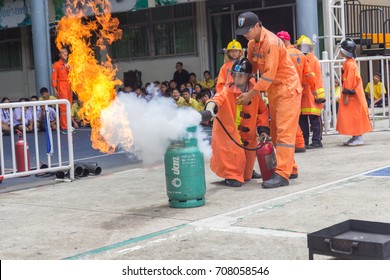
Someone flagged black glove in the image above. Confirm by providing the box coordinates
[315,98,326,104]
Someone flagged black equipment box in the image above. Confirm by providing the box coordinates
[307,219,390,260]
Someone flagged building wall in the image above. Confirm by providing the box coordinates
[0,1,208,99]
[113,1,209,86]
[114,55,202,86]
[0,0,389,100]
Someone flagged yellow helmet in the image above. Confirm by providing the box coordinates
[226,39,243,51]
[296,35,312,46]
[296,35,313,54]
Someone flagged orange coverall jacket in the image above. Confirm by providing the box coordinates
[336,58,372,136]
[52,59,72,99]
[52,59,72,130]
[286,45,316,92]
[216,61,234,93]
[247,27,302,179]
[209,79,269,183]
[286,45,316,148]
[301,52,324,116]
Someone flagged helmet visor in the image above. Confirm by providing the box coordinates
[230,71,251,87]
[298,44,312,54]
[340,48,356,58]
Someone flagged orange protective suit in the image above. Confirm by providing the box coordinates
[216,61,234,93]
[247,27,302,179]
[52,59,72,130]
[209,79,269,183]
[336,58,372,135]
[286,45,316,149]
[301,52,324,116]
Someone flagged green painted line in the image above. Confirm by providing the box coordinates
[63,224,188,260]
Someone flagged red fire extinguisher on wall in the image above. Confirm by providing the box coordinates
[256,137,276,181]
[15,130,31,172]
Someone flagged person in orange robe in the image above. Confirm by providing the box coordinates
[336,38,372,145]
[235,12,302,188]
[216,39,243,93]
[52,47,74,134]
[277,31,316,153]
[204,58,269,187]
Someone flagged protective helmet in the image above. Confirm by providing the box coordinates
[276,31,291,41]
[340,38,356,58]
[232,58,253,74]
[226,39,243,51]
[296,35,313,54]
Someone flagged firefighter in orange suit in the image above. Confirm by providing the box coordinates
[296,35,325,149]
[235,12,302,188]
[336,38,372,145]
[216,39,243,93]
[277,31,316,153]
[205,58,269,187]
[52,47,74,134]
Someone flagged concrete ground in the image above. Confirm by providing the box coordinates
[1,121,390,260]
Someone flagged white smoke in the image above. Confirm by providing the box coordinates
[100,93,212,164]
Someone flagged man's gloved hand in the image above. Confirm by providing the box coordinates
[205,102,217,121]
[315,98,326,104]
[344,95,349,105]
[314,90,326,103]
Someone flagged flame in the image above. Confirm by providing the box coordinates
[55,0,133,153]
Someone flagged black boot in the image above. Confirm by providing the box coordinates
[306,141,323,149]
[224,179,243,187]
[252,170,262,179]
[295,147,306,153]
[262,173,289,188]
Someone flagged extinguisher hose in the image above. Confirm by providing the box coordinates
[214,116,266,151]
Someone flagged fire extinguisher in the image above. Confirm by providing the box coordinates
[213,116,276,180]
[256,137,276,181]
[15,130,31,172]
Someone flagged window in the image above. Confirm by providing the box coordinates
[113,26,150,58]
[111,3,196,60]
[0,28,22,70]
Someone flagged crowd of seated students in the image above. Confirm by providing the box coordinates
[2,64,218,135]
[0,87,89,135]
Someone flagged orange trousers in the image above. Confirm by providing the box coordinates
[268,87,301,179]
[57,82,72,130]
[295,125,305,148]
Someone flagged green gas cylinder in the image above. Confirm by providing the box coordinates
[164,126,206,208]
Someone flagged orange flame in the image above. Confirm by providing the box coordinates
[55,0,131,153]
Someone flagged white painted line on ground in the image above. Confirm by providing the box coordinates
[190,170,380,234]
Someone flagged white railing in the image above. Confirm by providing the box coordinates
[320,53,390,133]
[0,99,74,182]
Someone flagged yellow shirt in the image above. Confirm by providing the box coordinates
[179,98,200,111]
[71,102,80,120]
[197,100,205,111]
[365,82,387,100]
[39,96,57,107]
[334,85,340,102]
[199,79,215,90]
[175,96,185,106]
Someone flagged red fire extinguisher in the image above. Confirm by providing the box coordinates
[256,137,276,181]
[15,130,31,172]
